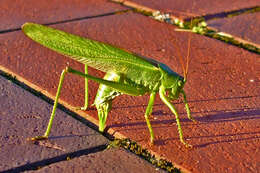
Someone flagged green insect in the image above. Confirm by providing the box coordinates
[22,23,196,148]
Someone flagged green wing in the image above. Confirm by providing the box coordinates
[22,23,159,77]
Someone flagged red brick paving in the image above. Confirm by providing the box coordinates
[0,0,127,31]
[0,0,259,172]
[123,0,259,18]
[207,12,260,45]
[0,75,163,173]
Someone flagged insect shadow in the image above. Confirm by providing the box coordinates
[108,108,260,129]
[197,108,260,123]
[189,94,260,104]
[157,130,260,148]
[195,131,260,148]
[108,108,260,146]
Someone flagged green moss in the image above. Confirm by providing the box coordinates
[204,32,260,54]
[184,17,206,29]
[111,0,259,54]
[109,138,181,173]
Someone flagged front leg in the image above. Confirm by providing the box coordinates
[159,86,192,148]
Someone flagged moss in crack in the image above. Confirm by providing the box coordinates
[183,17,206,29]
[108,138,181,173]
[205,32,260,53]
[176,18,260,54]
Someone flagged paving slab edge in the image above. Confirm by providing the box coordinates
[0,9,132,34]
[0,65,193,173]
[110,0,260,54]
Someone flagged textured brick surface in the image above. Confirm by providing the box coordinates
[207,13,260,44]
[0,0,127,31]
[0,75,163,172]
[31,148,164,173]
[125,0,259,18]
[0,75,106,171]
[0,0,259,172]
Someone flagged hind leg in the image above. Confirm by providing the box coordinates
[94,72,121,132]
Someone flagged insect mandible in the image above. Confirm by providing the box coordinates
[22,23,196,147]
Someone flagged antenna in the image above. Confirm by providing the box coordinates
[175,15,193,82]
[185,33,192,80]
[175,40,186,79]
[175,32,192,82]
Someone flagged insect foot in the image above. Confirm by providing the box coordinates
[181,140,193,148]
[189,116,197,123]
[27,136,48,141]
[74,106,88,111]
[149,137,154,146]
[185,143,193,148]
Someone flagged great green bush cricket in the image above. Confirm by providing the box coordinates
[22,22,196,148]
